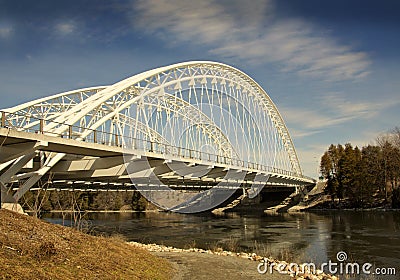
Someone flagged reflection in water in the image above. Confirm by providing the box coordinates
[44,211,399,279]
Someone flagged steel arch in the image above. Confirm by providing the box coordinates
[1,61,304,201]
[4,61,301,173]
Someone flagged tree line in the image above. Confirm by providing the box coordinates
[21,189,153,217]
[320,127,400,208]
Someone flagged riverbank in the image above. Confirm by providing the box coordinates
[304,198,400,212]
[1,209,338,280]
[0,209,173,279]
[40,209,400,279]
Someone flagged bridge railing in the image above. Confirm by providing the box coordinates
[0,110,314,182]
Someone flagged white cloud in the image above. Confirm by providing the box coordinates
[55,22,75,35]
[281,106,355,130]
[133,0,370,81]
[134,0,267,45]
[320,92,400,119]
[280,92,400,135]
[289,128,321,139]
[0,26,12,38]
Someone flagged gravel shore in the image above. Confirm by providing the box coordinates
[129,242,338,280]
[154,250,291,280]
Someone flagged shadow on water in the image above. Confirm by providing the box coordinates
[44,210,400,279]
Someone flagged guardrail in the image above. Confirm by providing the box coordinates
[0,110,315,182]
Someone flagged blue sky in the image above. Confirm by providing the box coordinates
[1,0,399,177]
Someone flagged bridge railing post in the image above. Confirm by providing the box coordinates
[40,119,44,134]
[93,130,97,143]
[1,111,5,127]
[68,125,72,138]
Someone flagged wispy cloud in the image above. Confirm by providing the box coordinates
[281,106,354,130]
[281,93,400,136]
[55,21,76,36]
[320,92,400,119]
[133,0,370,81]
[289,128,321,138]
[0,25,12,39]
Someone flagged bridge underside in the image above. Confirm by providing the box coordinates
[0,128,313,209]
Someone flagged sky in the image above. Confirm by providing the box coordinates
[0,0,399,177]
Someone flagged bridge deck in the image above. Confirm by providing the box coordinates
[0,128,314,190]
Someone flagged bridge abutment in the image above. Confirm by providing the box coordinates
[1,188,25,214]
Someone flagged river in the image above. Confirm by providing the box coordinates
[44,210,399,279]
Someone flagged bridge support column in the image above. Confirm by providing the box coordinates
[0,153,36,211]
[0,186,25,215]
[1,183,25,214]
[0,147,55,214]
[0,153,36,185]
[13,152,66,201]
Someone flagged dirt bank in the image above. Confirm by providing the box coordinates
[0,209,173,279]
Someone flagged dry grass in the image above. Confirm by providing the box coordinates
[0,209,174,280]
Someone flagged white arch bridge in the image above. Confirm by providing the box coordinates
[0,61,314,213]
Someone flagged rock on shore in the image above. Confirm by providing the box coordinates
[129,241,338,280]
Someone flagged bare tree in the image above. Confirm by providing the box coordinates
[392,127,400,148]
[21,174,54,217]
[56,191,91,232]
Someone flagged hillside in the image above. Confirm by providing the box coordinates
[0,209,173,279]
